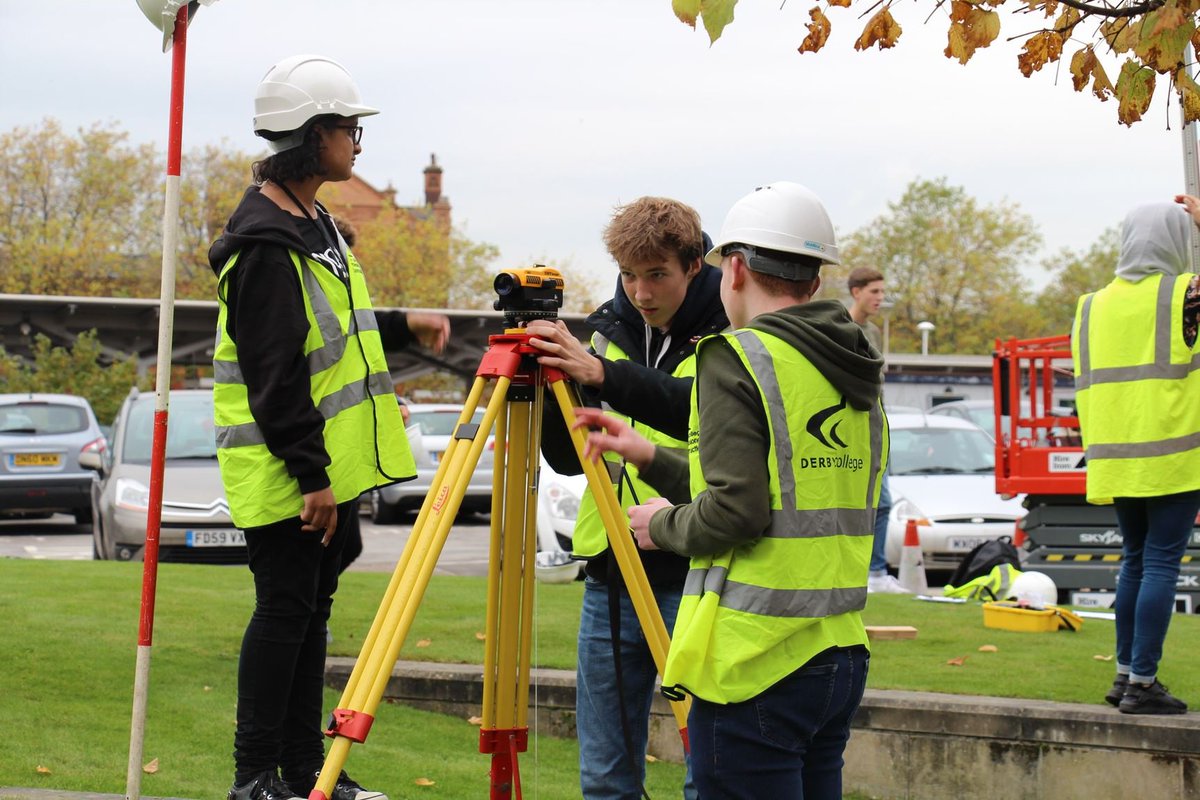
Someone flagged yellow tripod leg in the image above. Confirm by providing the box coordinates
[548,378,693,747]
[311,377,508,800]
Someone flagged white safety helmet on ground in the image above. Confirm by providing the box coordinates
[534,549,582,585]
[705,181,840,279]
[1008,570,1058,609]
[136,0,218,52]
[253,54,380,154]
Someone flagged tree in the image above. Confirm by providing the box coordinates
[671,0,1200,125]
[840,177,1043,353]
[0,119,161,297]
[1035,226,1119,334]
[0,331,144,422]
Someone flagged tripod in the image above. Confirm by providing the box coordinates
[311,272,691,800]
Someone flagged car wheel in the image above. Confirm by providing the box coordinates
[74,507,92,526]
[369,490,401,525]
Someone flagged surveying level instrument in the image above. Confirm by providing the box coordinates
[311,266,691,800]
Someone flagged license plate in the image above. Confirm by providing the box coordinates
[186,528,246,547]
[11,453,61,467]
[948,537,987,552]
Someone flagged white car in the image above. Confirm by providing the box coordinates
[883,413,1025,571]
[534,456,587,583]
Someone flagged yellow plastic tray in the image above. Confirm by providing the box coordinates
[982,601,1083,633]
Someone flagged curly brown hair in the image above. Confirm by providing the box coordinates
[602,196,704,271]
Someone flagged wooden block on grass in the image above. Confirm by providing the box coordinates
[865,625,918,640]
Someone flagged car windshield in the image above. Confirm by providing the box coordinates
[890,426,995,475]
[410,409,486,437]
[123,394,217,463]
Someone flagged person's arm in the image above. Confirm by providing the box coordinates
[229,245,331,495]
[375,310,451,353]
[647,340,772,557]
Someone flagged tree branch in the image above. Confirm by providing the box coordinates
[1052,0,1165,19]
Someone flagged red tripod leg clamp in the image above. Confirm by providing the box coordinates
[324,708,374,743]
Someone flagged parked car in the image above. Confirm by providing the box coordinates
[369,403,495,523]
[82,388,245,564]
[534,456,587,583]
[927,399,1002,438]
[0,393,106,524]
[883,413,1025,571]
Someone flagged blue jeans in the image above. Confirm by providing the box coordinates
[869,474,892,573]
[1113,490,1200,681]
[577,578,697,800]
[689,645,870,799]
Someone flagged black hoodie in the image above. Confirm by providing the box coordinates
[540,260,729,585]
[208,186,418,494]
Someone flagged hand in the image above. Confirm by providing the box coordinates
[407,312,451,354]
[1175,194,1200,227]
[300,487,338,546]
[571,406,655,470]
[526,319,605,386]
[629,498,671,550]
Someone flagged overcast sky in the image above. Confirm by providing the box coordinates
[1,1,1191,297]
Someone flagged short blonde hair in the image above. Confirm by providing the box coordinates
[603,197,703,270]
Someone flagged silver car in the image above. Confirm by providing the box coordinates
[369,403,495,524]
[0,393,105,524]
[83,389,244,563]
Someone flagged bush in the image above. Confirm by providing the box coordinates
[0,330,143,422]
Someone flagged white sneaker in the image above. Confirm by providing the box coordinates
[868,573,911,594]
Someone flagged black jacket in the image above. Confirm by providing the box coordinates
[541,260,729,585]
[208,186,418,494]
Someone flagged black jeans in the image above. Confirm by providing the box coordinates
[233,500,353,783]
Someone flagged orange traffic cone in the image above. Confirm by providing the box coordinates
[897,518,929,594]
[1012,520,1027,549]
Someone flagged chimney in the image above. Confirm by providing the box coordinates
[423,153,443,206]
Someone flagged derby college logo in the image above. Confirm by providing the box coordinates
[806,397,848,450]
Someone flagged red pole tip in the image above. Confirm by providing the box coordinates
[309,792,328,800]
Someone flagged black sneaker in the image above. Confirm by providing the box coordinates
[287,770,386,800]
[1118,679,1188,715]
[228,771,300,800]
[1104,674,1129,707]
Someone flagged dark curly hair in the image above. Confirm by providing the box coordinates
[251,114,340,185]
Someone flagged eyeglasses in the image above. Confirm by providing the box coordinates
[333,124,363,144]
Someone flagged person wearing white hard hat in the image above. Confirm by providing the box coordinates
[571,182,886,798]
[1072,196,1200,716]
[208,54,449,800]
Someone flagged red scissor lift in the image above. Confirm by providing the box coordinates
[993,335,1200,612]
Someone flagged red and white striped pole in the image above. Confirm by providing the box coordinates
[126,5,190,799]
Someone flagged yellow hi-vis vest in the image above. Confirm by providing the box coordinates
[569,334,695,559]
[663,329,885,704]
[212,248,415,529]
[1071,272,1200,504]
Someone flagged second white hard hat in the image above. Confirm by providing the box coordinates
[705,181,840,273]
[253,54,379,154]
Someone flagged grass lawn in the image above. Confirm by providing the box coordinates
[2,559,1198,799]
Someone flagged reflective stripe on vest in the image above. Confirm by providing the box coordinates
[663,328,882,704]
[1072,273,1200,503]
[212,248,414,528]
[569,334,695,559]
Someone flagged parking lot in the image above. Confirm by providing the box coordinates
[0,512,494,576]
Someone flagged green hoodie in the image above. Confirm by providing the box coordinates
[643,299,883,557]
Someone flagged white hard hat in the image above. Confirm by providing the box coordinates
[1009,571,1058,609]
[136,0,218,53]
[253,54,380,154]
[534,550,582,585]
[705,181,840,277]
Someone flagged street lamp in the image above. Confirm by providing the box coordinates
[917,320,935,355]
